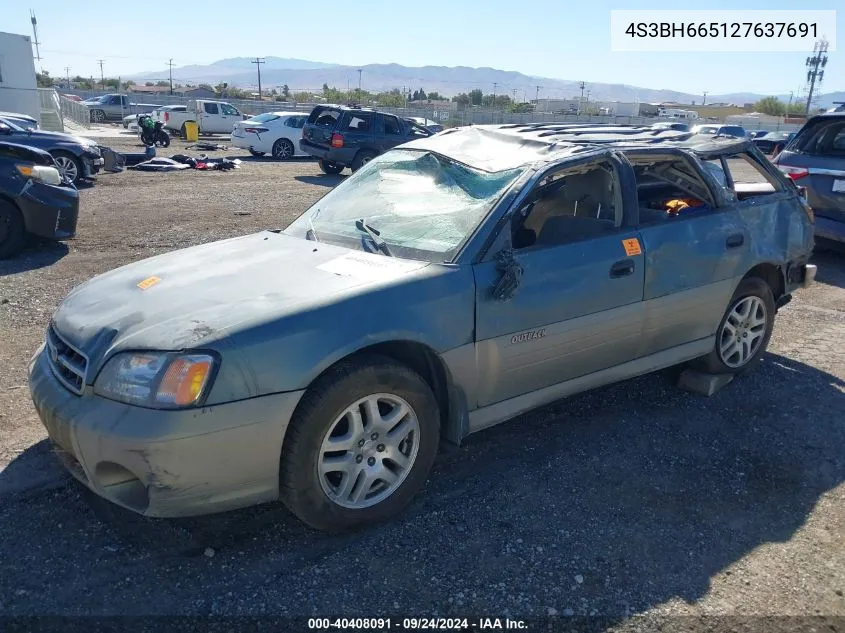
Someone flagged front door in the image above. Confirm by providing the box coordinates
[473,157,645,407]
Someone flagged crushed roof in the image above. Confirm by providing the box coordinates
[401,123,751,172]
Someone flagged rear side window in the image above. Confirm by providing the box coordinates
[307,106,340,127]
[221,104,240,116]
[720,126,746,137]
[791,118,845,156]
[204,102,219,114]
[285,116,306,128]
[343,113,373,132]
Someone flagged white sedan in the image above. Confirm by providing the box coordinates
[231,111,309,159]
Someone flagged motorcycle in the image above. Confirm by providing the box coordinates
[138,114,171,148]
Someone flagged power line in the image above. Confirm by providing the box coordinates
[167,59,175,95]
[251,57,265,100]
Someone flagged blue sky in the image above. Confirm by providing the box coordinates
[8,0,841,97]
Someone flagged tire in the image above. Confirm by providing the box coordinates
[90,109,106,123]
[351,150,377,172]
[157,130,170,148]
[279,354,440,533]
[692,277,776,375]
[140,130,155,147]
[0,200,26,259]
[318,159,344,175]
[272,138,295,160]
[52,151,84,184]
[249,150,265,157]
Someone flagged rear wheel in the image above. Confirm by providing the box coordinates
[351,150,377,172]
[279,355,440,533]
[272,138,295,160]
[319,159,344,175]
[0,200,25,259]
[692,277,776,374]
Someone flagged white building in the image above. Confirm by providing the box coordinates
[0,32,39,123]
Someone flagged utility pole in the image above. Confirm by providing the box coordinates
[30,10,42,70]
[492,82,498,105]
[251,58,265,100]
[97,59,105,90]
[578,81,586,115]
[357,69,362,100]
[64,66,71,88]
[168,58,175,95]
[804,39,829,115]
[702,91,708,105]
[535,85,541,105]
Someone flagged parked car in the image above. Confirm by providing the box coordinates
[753,131,796,155]
[162,100,247,136]
[29,124,815,532]
[231,111,309,159]
[62,94,83,102]
[81,94,159,123]
[0,111,39,130]
[691,124,748,138]
[0,141,79,258]
[122,113,140,129]
[300,104,432,174]
[0,117,104,184]
[749,130,768,139]
[651,121,690,132]
[406,117,445,134]
[774,112,845,243]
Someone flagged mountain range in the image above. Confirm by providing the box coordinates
[130,57,844,108]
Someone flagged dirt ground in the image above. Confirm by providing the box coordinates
[0,132,844,625]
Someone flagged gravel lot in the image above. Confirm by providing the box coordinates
[0,133,843,627]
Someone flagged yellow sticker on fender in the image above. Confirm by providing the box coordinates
[622,238,642,257]
[137,276,161,290]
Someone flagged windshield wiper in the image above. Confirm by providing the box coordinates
[354,218,393,257]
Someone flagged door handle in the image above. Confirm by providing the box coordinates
[610,259,635,278]
[726,233,745,248]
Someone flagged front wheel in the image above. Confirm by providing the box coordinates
[692,277,776,374]
[52,151,83,184]
[279,355,440,532]
[0,200,26,259]
[272,138,295,160]
[318,159,344,175]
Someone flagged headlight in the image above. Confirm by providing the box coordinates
[94,352,218,409]
[16,164,63,186]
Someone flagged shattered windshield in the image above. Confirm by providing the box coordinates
[284,150,523,262]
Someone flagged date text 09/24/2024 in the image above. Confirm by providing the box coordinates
[308,618,529,630]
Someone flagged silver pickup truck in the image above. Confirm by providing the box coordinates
[81,94,159,123]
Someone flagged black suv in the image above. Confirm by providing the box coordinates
[300,105,432,174]
[774,113,845,244]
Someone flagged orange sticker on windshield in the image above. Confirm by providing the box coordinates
[622,238,642,256]
[137,276,161,290]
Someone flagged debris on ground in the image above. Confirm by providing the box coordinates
[185,142,229,152]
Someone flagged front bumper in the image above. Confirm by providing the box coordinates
[28,348,305,518]
[17,179,79,240]
[82,154,105,177]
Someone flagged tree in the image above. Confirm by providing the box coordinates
[754,96,787,116]
[122,80,135,90]
[469,89,483,106]
[282,84,290,100]
[377,89,405,107]
[293,91,313,103]
[155,80,169,87]
[36,71,54,87]
[145,81,155,87]
[427,91,443,100]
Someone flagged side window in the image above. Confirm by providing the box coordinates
[629,155,718,226]
[204,102,219,115]
[285,116,305,129]
[343,113,373,132]
[723,152,783,190]
[384,115,401,135]
[511,162,623,250]
[815,121,845,157]
[220,103,239,116]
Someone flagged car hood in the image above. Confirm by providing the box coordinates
[52,231,430,370]
[12,128,96,147]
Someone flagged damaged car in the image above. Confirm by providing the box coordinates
[29,124,816,532]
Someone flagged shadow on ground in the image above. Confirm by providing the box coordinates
[812,246,845,288]
[0,240,69,275]
[294,174,345,187]
[0,353,843,619]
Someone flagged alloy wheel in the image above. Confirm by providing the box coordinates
[54,156,78,183]
[317,393,420,509]
[273,140,294,159]
[718,296,768,368]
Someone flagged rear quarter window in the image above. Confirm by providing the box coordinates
[307,107,341,127]
[791,118,845,156]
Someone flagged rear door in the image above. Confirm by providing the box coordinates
[375,113,405,153]
[776,115,845,230]
[337,111,375,156]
